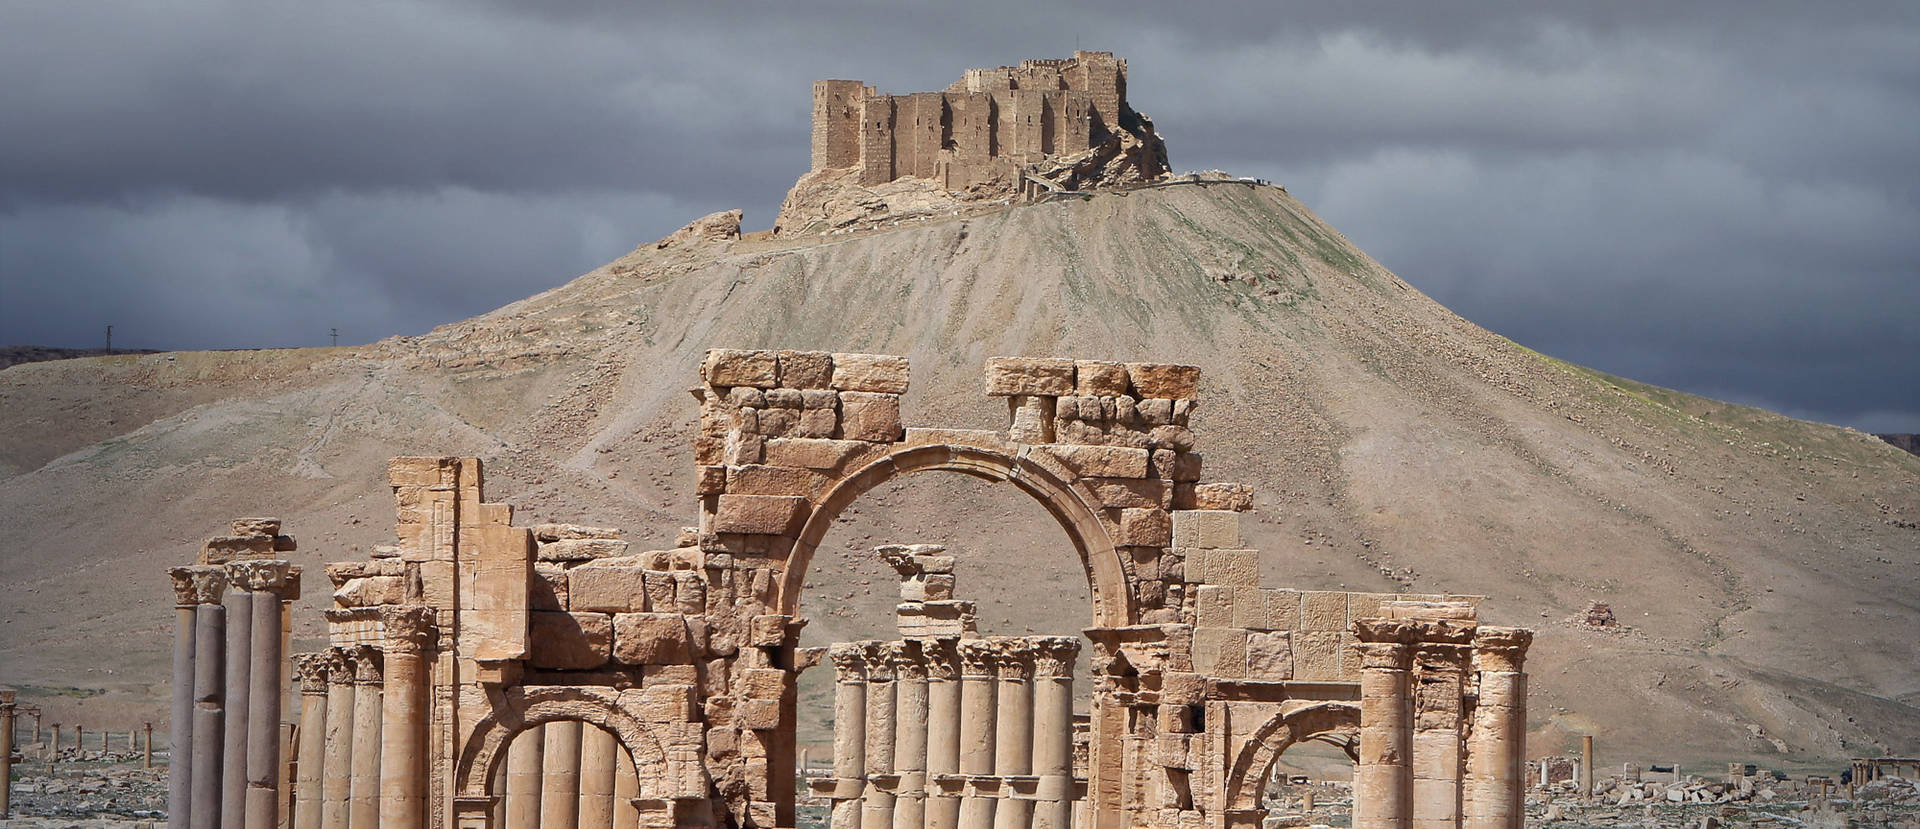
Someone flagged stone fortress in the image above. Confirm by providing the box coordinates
[776,53,1171,235]
[158,351,1536,829]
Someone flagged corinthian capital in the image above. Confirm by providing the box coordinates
[168,566,227,606]
[1030,636,1082,678]
[956,639,999,678]
[887,640,927,681]
[995,640,1035,682]
[828,642,870,682]
[228,559,294,595]
[381,606,438,655]
[1473,626,1534,673]
[346,645,384,685]
[291,652,332,690]
[921,639,960,681]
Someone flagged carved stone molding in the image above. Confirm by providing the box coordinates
[1030,636,1082,678]
[168,565,227,606]
[381,605,438,655]
[228,559,294,594]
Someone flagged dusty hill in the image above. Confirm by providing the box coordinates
[1,181,1915,771]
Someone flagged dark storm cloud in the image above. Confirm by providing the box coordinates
[1,2,1915,431]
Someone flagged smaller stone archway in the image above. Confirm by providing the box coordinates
[454,685,670,801]
[1222,702,1362,813]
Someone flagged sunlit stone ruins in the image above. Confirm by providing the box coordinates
[161,350,1535,829]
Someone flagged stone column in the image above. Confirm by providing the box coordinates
[291,654,331,829]
[923,641,962,829]
[320,649,355,829]
[346,646,384,829]
[1353,631,1413,829]
[613,741,640,829]
[1030,637,1080,829]
[580,726,619,828]
[862,643,899,829]
[1463,628,1530,829]
[541,719,583,829]
[144,722,154,769]
[892,642,930,829]
[232,560,292,829]
[189,567,231,829]
[504,725,545,829]
[168,566,222,827]
[1411,642,1471,829]
[0,688,15,819]
[955,640,998,829]
[1579,735,1594,801]
[829,643,869,829]
[379,607,435,829]
[991,641,1035,829]
[220,582,252,829]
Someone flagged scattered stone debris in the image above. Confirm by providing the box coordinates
[1584,601,1620,628]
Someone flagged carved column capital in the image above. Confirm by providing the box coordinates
[921,639,960,681]
[828,642,870,682]
[228,559,294,595]
[1472,626,1534,674]
[1030,636,1081,678]
[1353,641,1413,671]
[168,565,227,606]
[887,640,927,681]
[956,639,999,678]
[862,641,898,682]
[322,648,354,685]
[346,645,384,686]
[291,653,332,692]
[381,606,438,655]
[994,640,1035,682]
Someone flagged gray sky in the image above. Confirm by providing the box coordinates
[2,1,1916,431]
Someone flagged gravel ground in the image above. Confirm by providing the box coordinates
[4,751,166,828]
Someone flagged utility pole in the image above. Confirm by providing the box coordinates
[330,328,338,347]
[105,325,113,354]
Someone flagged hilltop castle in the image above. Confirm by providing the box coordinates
[777,52,1171,234]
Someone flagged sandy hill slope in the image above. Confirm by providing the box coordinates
[1,181,1914,769]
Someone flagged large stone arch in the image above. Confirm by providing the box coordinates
[776,441,1136,628]
[1222,702,1362,812]
[454,685,671,799]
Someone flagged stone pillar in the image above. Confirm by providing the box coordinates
[504,725,545,829]
[320,650,355,829]
[220,584,252,829]
[1580,735,1594,800]
[613,741,640,829]
[862,643,899,829]
[580,726,619,828]
[542,720,583,829]
[190,569,232,829]
[144,722,154,769]
[379,607,435,829]
[955,640,998,829]
[291,655,331,829]
[892,642,930,829]
[923,641,962,829]
[0,688,15,819]
[1463,628,1530,829]
[346,646,383,829]
[168,566,222,827]
[1411,642,1471,829]
[829,644,869,829]
[232,561,292,829]
[1353,638,1413,829]
[1030,637,1080,829]
[991,641,1035,829]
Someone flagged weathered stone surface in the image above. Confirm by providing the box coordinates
[776,351,834,389]
[763,438,876,470]
[985,357,1076,396]
[531,564,568,611]
[1192,482,1253,512]
[1300,591,1348,631]
[711,495,808,535]
[528,611,612,670]
[705,349,779,388]
[1040,444,1150,478]
[903,428,1009,451]
[230,517,282,537]
[1245,631,1292,678]
[1291,631,1343,681]
[333,575,405,608]
[1116,508,1172,546]
[1192,626,1248,678]
[538,538,631,562]
[531,523,625,542]
[830,353,909,393]
[725,465,828,497]
[568,565,648,614]
[1125,363,1200,399]
[1084,477,1167,509]
[612,612,692,665]
[838,391,903,442]
[1172,510,1238,549]
[654,209,742,249]
[1073,361,1130,396]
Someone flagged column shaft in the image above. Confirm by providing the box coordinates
[925,675,961,829]
[191,601,228,829]
[861,655,897,829]
[1354,643,1412,829]
[956,643,998,829]
[169,603,197,825]
[542,719,583,829]
[830,648,869,829]
[894,654,930,829]
[347,653,383,829]
[1032,676,1074,829]
[220,591,252,829]
[990,652,1034,829]
[378,608,433,829]
[294,688,327,829]
[0,695,14,818]
[244,589,284,829]
[1462,673,1525,829]
[504,725,545,829]
[1411,645,1468,829]
[613,741,641,829]
[580,726,618,828]
[321,669,354,829]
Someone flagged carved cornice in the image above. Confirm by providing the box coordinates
[1352,641,1413,671]
[1030,636,1081,678]
[228,559,294,595]
[168,566,227,606]
[1352,617,1475,645]
[381,606,438,655]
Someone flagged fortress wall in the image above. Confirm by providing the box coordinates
[810,80,864,172]
[857,95,895,186]
[896,92,945,181]
[1010,88,1047,160]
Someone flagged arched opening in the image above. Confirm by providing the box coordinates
[1223,703,1362,821]
[493,719,649,828]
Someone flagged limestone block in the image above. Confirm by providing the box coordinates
[903,428,1009,451]
[1147,425,1195,452]
[641,570,676,610]
[568,565,648,613]
[1084,477,1168,509]
[1263,589,1302,630]
[751,407,796,437]
[1194,585,1234,628]
[1230,586,1268,628]
[747,615,788,647]
[1074,361,1130,396]
[638,683,698,723]
[1192,626,1248,678]
[726,386,766,408]
[1040,444,1150,478]
[1299,592,1348,631]
[528,611,613,670]
[1204,549,1260,586]
[725,464,827,497]
[696,465,727,495]
[1170,451,1204,482]
[777,350,835,388]
[830,353,910,393]
[1116,508,1172,546]
[613,613,692,665]
[764,437,876,470]
[539,538,630,562]
[739,668,786,700]
[711,495,808,535]
[1007,394,1056,444]
[839,391,903,442]
[333,575,406,608]
[923,573,955,600]
[204,534,274,560]
[795,408,838,438]
[1245,631,1292,679]
[386,457,448,486]
[1292,631,1343,681]
[1172,510,1239,549]
[1347,593,1395,625]
[763,388,803,409]
[1193,482,1253,512]
[1124,363,1200,399]
[985,357,1075,395]
[1159,672,1205,704]
[1136,398,1174,426]
[229,517,282,537]
[529,523,625,542]
[706,349,780,388]
[672,572,706,615]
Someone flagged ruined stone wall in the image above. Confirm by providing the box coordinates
[810,80,865,172]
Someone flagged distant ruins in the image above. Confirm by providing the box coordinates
[776,54,1171,234]
[163,351,1535,829]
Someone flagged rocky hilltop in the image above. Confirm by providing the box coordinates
[1,181,1915,768]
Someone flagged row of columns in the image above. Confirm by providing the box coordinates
[824,635,1080,829]
[166,561,295,829]
[496,720,645,828]
[287,606,437,829]
[1353,622,1531,829]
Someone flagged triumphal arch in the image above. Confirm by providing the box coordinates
[162,349,1533,829]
